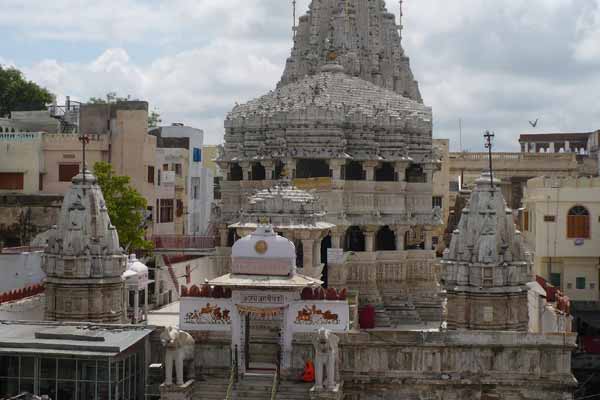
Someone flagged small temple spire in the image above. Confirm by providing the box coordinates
[292,0,297,39]
[78,134,90,184]
[483,130,495,191]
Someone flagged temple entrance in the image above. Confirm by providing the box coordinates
[320,234,332,288]
[242,309,283,372]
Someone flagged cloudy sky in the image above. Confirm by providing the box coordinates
[1,0,599,150]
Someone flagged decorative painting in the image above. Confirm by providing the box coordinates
[179,298,233,331]
[289,301,349,333]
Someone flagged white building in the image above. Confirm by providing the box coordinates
[522,176,600,302]
[151,124,214,235]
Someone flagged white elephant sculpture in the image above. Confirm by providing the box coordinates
[312,328,340,391]
[160,326,195,386]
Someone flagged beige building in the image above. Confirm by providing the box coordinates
[0,132,44,193]
[155,146,188,235]
[522,176,600,301]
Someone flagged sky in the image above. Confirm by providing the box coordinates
[0,0,599,151]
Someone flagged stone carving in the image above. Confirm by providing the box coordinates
[312,328,340,391]
[160,326,195,386]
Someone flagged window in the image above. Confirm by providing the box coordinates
[159,199,174,223]
[193,148,201,162]
[147,166,155,184]
[174,163,182,176]
[39,173,43,191]
[449,181,460,192]
[567,206,590,239]
[0,172,24,190]
[162,164,169,171]
[193,185,198,200]
[59,164,80,182]
[576,277,586,290]
[522,210,529,232]
[544,215,556,222]
[432,196,443,209]
[550,273,561,288]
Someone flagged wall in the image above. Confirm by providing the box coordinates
[0,132,43,194]
[0,251,44,292]
[0,294,45,321]
[523,176,600,301]
[154,148,187,235]
[42,134,108,194]
[0,194,62,247]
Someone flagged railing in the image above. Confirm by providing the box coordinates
[450,152,577,162]
[152,235,216,249]
[270,350,281,400]
[225,346,238,400]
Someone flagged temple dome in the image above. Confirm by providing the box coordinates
[223,70,432,163]
[231,225,296,276]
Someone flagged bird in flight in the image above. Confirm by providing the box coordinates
[529,118,539,128]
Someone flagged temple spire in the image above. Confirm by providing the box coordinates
[484,130,495,191]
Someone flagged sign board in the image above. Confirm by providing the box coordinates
[179,298,233,331]
[289,301,349,333]
[327,248,344,264]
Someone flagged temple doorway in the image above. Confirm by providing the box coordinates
[243,310,283,372]
[320,234,332,288]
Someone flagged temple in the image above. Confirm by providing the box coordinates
[216,0,441,326]
[42,169,127,323]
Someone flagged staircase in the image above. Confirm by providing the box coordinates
[233,372,274,400]
[276,380,312,400]
[193,376,230,400]
[374,303,392,328]
[385,298,422,326]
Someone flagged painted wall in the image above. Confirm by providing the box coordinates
[0,251,45,292]
[523,176,600,301]
[0,132,43,194]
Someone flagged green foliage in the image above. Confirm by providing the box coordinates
[148,109,162,128]
[88,92,131,104]
[93,161,153,252]
[0,66,54,117]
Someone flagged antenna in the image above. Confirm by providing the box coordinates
[78,134,90,185]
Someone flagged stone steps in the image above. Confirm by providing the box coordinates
[277,380,313,400]
[193,377,230,400]
[234,373,275,400]
[374,304,392,328]
[385,299,422,326]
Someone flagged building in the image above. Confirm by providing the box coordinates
[432,138,450,252]
[522,176,600,302]
[449,131,599,211]
[215,0,442,326]
[42,169,127,323]
[0,321,152,400]
[150,125,214,235]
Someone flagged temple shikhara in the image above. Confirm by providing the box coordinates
[0,1,581,400]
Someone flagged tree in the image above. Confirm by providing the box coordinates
[148,109,162,128]
[0,66,53,117]
[93,161,153,251]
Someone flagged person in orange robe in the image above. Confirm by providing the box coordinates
[303,359,315,382]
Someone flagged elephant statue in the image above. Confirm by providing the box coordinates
[311,328,340,391]
[160,326,195,385]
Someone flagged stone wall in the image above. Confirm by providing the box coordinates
[0,194,62,247]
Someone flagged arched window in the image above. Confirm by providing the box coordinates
[344,226,365,252]
[296,159,330,179]
[567,206,590,239]
[375,162,396,182]
[227,228,237,247]
[375,226,396,251]
[229,163,243,181]
[343,161,365,180]
[251,163,266,181]
[295,240,304,268]
[406,164,427,183]
[274,160,285,180]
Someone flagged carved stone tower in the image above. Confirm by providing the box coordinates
[442,172,533,330]
[279,0,422,102]
[42,169,127,323]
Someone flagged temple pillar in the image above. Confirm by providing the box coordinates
[392,226,409,251]
[261,160,274,180]
[219,228,228,247]
[364,226,377,252]
[330,159,344,180]
[549,142,555,153]
[424,228,433,251]
[240,162,251,181]
[395,161,409,182]
[363,161,378,181]
[564,140,570,152]
[302,239,315,275]
[286,159,296,179]
[423,164,435,184]
[331,230,343,249]
[531,143,537,153]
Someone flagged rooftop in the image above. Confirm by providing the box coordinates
[0,321,153,357]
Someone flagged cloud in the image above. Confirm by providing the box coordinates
[3,0,600,150]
